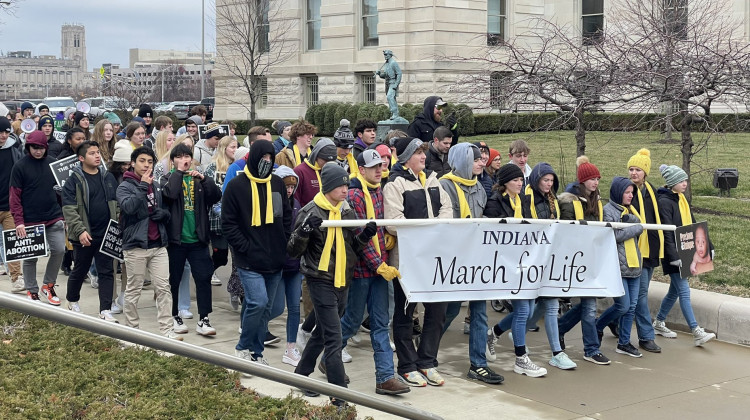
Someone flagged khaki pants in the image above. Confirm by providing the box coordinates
[123,247,172,334]
[0,211,21,281]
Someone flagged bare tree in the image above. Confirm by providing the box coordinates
[214,0,297,124]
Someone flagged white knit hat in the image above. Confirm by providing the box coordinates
[112,143,132,162]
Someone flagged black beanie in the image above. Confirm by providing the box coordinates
[320,162,350,194]
[74,111,90,126]
[0,116,12,133]
[496,163,525,186]
[138,103,153,119]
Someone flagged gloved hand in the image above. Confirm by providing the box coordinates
[669,260,682,267]
[384,233,396,250]
[376,262,402,281]
[444,113,458,130]
[622,214,638,223]
[300,214,323,234]
[150,208,170,223]
[358,221,378,242]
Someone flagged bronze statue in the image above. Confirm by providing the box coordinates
[375,50,407,124]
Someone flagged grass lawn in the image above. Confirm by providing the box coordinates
[0,309,358,420]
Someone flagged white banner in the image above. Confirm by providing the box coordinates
[397,222,624,303]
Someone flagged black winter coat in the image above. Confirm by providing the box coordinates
[425,144,450,178]
[657,187,713,275]
[484,191,531,218]
[406,96,459,145]
[161,170,221,246]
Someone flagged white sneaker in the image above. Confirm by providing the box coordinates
[88,272,99,289]
[282,347,301,367]
[99,310,118,323]
[514,354,547,377]
[341,347,352,363]
[296,326,311,352]
[67,301,81,313]
[390,339,396,351]
[178,309,194,319]
[653,320,677,338]
[164,329,184,341]
[349,332,361,345]
[173,316,189,334]
[463,321,470,335]
[210,273,222,286]
[692,326,716,346]
[486,327,497,362]
[234,349,253,377]
[11,277,25,293]
[196,317,216,336]
[110,302,123,314]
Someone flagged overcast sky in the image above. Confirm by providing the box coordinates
[0,0,216,71]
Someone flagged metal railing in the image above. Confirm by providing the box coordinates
[0,293,443,420]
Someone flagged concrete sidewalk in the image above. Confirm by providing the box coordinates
[2,263,750,419]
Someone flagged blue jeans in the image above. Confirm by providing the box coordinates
[444,300,489,366]
[495,299,532,348]
[558,298,599,357]
[340,275,395,383]
[656,272,698,330]
[270,270,303,343]
[634,266,656,341]
[236,268,282,357]
[597,276,639,346]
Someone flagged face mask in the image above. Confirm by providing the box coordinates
[258,158,272,178]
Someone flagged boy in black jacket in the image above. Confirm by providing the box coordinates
[161,143,222,336]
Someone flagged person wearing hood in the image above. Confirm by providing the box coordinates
[293,137,338,206]
[333,119,358,178]
[9,131,66,305]
[556,157,611,365]
[176,115,202,139]
[652,165,716,347]
[36,103,50,116]
[508,139,532,188]
[161,143,222,337]
[407,96,459,145]
[0,116,25,293]
[425,126,453,178]
[39,115,63,159]
[352,119,377,158]
[438,143,504,385]
[138,104,154,135]
[194,122,226,172]
[272,120,292,155]
[62,141,120,322]
[222,126,271,193]
[276,120,316,169]
[595,176,646,358]
[222,140,292,367]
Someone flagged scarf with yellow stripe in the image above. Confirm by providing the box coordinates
[572,199,603,221]
[525,185,559,219]
[504,192,523,218]
[243,165,274,226]
[305,159,322,190]
[292,144,304,167]
[635,183,664,259]
[313,193,347,288]
[676,192,692,227]
[355,174,381,256]
[339,153,359,179]
[621,206,642,268]
[441,172,477,218]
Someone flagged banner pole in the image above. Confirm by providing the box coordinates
[320,218,676,231]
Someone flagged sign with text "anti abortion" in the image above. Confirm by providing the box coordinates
[397,223,624,303]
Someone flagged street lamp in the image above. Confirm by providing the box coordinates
[201,0,205,100]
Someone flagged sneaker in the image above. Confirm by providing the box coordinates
[282,347,301,367]
[234,349,254,377]
[341,347,352,363]
[400,371,427,387]
[349,333,362,345]
[178,309,194,319]
[297,327,311,352]
[317,360,350,384]
[110,302,123,314]
[390,339,396,352]
[251,354,269,366]
[229,295,240,311]
[463,321,470,335]
[376,377,411,395]
[40,283,61,306]
[11,277,25,293]
[467,364,504,384]
[692,326,716,346]
[361,316,371,333]
[639,339,662,353]
[508,332,530,355]
[583,352,611,365]
[418,368,445,386]
[616,343,643,358]
[67,301,81,313]
[164,329,184,341]
[549,352,577,370]
[264,332,280,346]
[486,327,497,361]
[196,317,216,336]
[514,354,547,377]
[88,272,99,289]
[173,316,189,334]
[99,310,119,323]
[26,291,40,301]
[653,320,677,338]
[210,273,222,286]
[142,278,151,286]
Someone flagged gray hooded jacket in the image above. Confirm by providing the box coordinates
[438,143,487,218]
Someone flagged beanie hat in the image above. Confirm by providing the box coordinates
[496,163,525,186]
[132,116,145,126]
[185,115,201,127]
[234,146,249,162]
[576,156,601,183]
[320,162,350,193]
[112,143,132,163]
[609,176,635,206]
[0,116,12,133]
[395,137,424,164]
[74,111,90,126]
[276,120,291,136]
[24,131,48,150]
[38,115,54,130]
[627,148,652,176]
[64,107,76,121]
[660,164,688,188]
[138,103,153,119]
[282,174,298,187]
[488,148,500,164]
[20,101,34,114]
[333,119,355,149]
[375,143,391,158]
[203,122,225,139]
[104,112,121,125]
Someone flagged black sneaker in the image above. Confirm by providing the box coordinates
[264,332,280,346]
[559,334,566,351]
[583,353,611,365]
[467,365,504,384]
[616,343,643,358]
[361,316,371,333]
[639,340,662,353]
[318,360,350,384]
[608,322,619,338]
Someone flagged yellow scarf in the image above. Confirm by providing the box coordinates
[441,172,477,218]
[344,153,359,178]
[621,206,642,268]
[677,192,692,227]
[635,183,665,259]
[313,193,347,288]
[243,165,274,226]
[572,199,603,221]
[391,155,397,166]
[525,185,560,220]
[381,168,389,180]
[182,176,194,212]
[504,192,523,218]
[355,174,381,256]
[417,170,426,187]
[293,144,303,167]
[305,160,322,190]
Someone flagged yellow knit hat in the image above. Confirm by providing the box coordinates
[627,148,651,176]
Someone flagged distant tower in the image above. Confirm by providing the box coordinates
[61,24,87,72]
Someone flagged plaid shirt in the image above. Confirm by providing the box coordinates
[347,179,388,278]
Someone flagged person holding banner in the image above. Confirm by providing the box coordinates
[0,116,25,293]
[38,115,63,159]
[62,141,120,322]
[439,143,505,385]
[484,163,548,377]
[653,165,716,346]
[383,137,453,387]
[10,131,66,305]
[556,157,611,365]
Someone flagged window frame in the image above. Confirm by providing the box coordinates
[487,0,507,46]
[306,0,322,51]
[305,75,319,106]
[359,73,376,104]
[361,0,379,47]
[581,0,605,46]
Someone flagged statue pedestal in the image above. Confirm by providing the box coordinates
[376,120,409,144]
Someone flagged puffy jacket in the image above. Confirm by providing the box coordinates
[425,143,451,178]
[62,166,119,242]
[116,173,169,250]
[484,191,531,218]
[276,146,305,169]
[160,169,222,246]
[603,201,644,278]
[407,96,459,145]
[274,165,301,272]
[558,189,602,222]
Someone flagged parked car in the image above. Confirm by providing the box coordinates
[165,102,200,120]
[81,96,130,112]
[43,96,76,117]
[201,97,214,121]
[2,100,24,113]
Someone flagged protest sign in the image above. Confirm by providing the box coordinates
[2,225,48,262]
[675,221,714,277]
[49,155,79,187]
[99,220,123,262]
[396,222,623,303]
[53,131,67,143]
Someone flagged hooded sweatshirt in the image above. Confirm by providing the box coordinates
[406,95,459,145]
[526,162,560,219]
[222,140,292,273]
[273,165,302,272]
[0,136,24,211]
[439,143,487,219]
[293,138,335,206]
[603,177,643,278]
[9,131,63,226]
[194,139,216,171]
